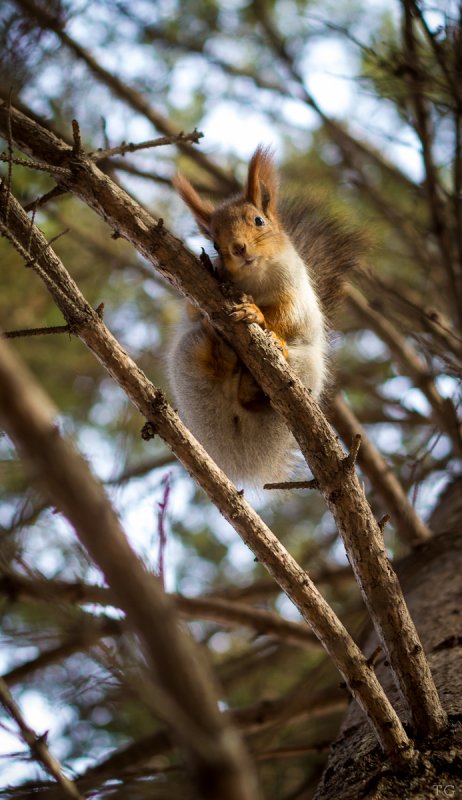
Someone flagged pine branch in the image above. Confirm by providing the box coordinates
[0,676,84,799]
[329,394,431,546]
[346,285,462,457]
[0,183,414,760]
[0,340,259,800]
[0,104,447,745]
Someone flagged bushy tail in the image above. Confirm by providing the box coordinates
[281,198,368,323]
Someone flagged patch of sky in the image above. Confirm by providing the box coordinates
[381,375,432,416]
[88,379,130,430]
[354,329,388,360]
[276,592,304,623]
[435,373,461,400]
[367,422,404,455]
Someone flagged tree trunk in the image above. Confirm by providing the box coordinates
[315,478,462,799]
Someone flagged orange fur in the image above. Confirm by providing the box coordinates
[173,174,214,235]
[192,322,238,381]
[261,291,299,343]
[246,146,279,216]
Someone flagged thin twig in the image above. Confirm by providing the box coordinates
[90,129,203,160]
[264,478,319,490]
[24,184,68,212]
[2,324,70,338]
[0,151,72,176]
[3,89,14,224]
[156,472,171,589]
[0,676,85,799]
[71,118,82,156]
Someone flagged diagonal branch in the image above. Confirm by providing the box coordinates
[0,105,447,742]
[0,676,84,799]
[0,185,413,760]
[15,0,239,193]
[346,285,462,457]
[0,572,321,649]
[329,394,432,547]
[0,343,259,800]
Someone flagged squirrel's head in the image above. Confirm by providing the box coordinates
[174,146,286,277]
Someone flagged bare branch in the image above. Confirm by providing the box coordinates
[90,129,203,161]
[0,338,259,800]
[0,151,72,176]
[0,676,85,799]
[0,106,446,744]
[0,184,414,760]
[264,478,319,490]
[2,324,70,338]
[329,395,432,546]
[346,285,462,457]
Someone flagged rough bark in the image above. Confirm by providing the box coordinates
[0,102,446,743]
[315,477,462,800]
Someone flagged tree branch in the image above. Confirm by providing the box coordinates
[0,338,259,800]
[0,183,414,760]
[329,394,432,547]
[346,285,462,457]
[0,676,84,799]
[0,105,446,743]
[0,571,321,649]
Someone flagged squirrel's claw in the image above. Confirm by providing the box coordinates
[230,301,265,326]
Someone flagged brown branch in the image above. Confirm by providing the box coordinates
[90,129,203,160]
[0,571,321,649]
[0,339,259,800]
[401,1,462,329]
[0,107,446,747]
[0,151,72,175]
[0,185,414,760]
[346,284,462,457]
[23,184,68,212]
[329,395,432,547]
[264,478,319,490]
[15,0,238,193]
[0,676,84,799]
[2,618,122,688]
[2,324,70,338]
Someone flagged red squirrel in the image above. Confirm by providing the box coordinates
[168,146,363,486]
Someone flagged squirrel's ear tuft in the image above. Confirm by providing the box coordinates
[246,145,278,216]
[173,173,214,236]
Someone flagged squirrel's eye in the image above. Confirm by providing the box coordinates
[213,241,220,252]
[254,216,265,227]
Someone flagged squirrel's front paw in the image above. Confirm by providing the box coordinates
[229,301,265,326]
[268,330,288,359]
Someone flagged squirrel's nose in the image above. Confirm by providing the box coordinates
[232,241,246,257]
